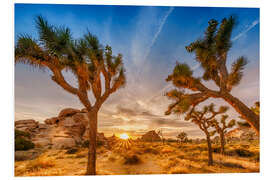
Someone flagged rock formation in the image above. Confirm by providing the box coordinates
[225,127,259,142]
[141,130,161,142]
[15,108,108,149]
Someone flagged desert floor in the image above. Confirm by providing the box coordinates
[15,141,259,176]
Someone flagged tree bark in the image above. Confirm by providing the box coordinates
[86,110,98,175]
[221,92,259,135]
[220,132,225,155]
[206,134,213,166]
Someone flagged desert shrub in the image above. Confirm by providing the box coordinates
[123,154,141,165]
[252,153,260,161]
[169,166,189,174]
[75,154,85,158]
[26,156,55,172]
[221,162,245,169]
[65,148,78,154]
[97,140,104,147]
[15,137,35,151]
[108,156,116,162]
[226,148,254,157]
[161,146,175,153]
[82,140,89,148]
[234,148,254,157]
[15,129,31,138]
[144,147,159,154]
[212,147,221,153]
[82,140,104,148]
[15,129,34,151]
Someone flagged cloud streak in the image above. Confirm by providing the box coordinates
[144,7,174,60]
[232,20,259,41]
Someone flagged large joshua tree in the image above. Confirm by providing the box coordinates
[15,16,126,175]
[184,103,228,165]
[210,115,236,155]
[165,16,259,134]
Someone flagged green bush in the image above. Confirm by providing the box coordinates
[144,147,159,154]
[81,140,89,148]
[65,148,78,154]
[15,129,31,138]
[15,137,35,151]
[235,148,254,157]
[15,129,34,151]
[124,154,141,165]
[82,140,104,148]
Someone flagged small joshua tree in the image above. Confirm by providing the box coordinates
[165,16,259,134]
[15,16,126,175]
[176,131,188,144]
[210,115,235,155]
[157,129,165,145]
[176,103,228,165]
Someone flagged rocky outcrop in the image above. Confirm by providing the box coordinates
[225,127,259,142]
[141,130,161,142]
[15,119,39,133]
[15,107,108,149]
[58,108,81,118]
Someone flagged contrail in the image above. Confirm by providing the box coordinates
[134,7,174,87]
[144,7,174,60]
[232,20,259,41]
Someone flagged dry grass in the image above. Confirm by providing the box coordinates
[15,140,259,176]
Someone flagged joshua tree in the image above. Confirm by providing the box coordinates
[180,104,228,165]
[176,131,188,144]
[157,129,165,145]
[238,101,260,128]
[210,115,235,155]
[165,16,259,134]
[251,101,260,116]
[15,16,126,175]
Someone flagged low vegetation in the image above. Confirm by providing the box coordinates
[15,130,35,151]
[15,140,259,176]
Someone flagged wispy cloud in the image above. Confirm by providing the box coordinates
[144,7,174,60]
[232,20,259,41]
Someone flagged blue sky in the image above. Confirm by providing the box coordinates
[15,4,259,138]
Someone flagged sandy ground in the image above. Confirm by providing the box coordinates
[15,141,260,176]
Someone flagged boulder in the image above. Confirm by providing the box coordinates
[51,137,76,149]
[141,130,161,142]
[15,119,39,133]
[15,149,42,161]
[58,108,80,118]
[15,107,110,149]
[44,117,59,125]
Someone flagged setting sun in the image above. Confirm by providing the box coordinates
[119,133,129,140]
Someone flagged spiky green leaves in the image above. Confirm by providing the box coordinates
[166,63,202,90]
[184,16,242,91]
[15,35,48,69]
[36,16,72,58]
[215,16,236,56]
[227,56,247,89]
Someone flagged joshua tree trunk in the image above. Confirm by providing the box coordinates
[86,110,98,175]
[206,134,213,166]
[221,92,259,135]
[220,132,225,155]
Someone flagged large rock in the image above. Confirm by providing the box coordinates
[225,127,259,142]
[141,130,161,142]
[58,108,80,118]
[15,119,39,133]
[15,107,110,149]
[15,149,42,161]
[44,117,59,125]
